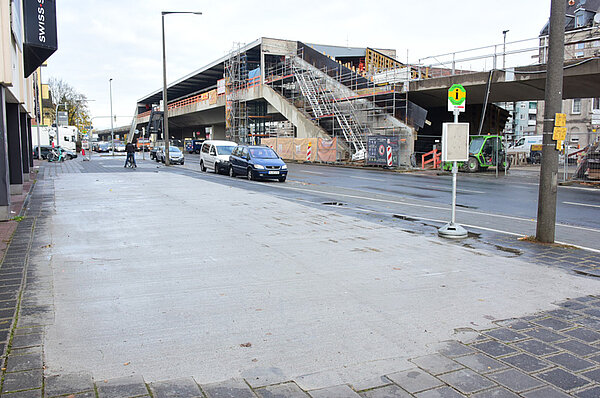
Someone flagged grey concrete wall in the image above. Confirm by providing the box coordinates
[211,124,226,140]
[6,103,23,195]
[0,87,11,220]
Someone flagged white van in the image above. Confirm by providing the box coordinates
[199,140,238,174]
[507,135,542,155]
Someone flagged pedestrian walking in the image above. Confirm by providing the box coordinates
[125,142,137,168]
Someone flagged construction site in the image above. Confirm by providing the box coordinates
[123,36,600,172]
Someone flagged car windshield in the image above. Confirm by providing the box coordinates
[216,146,235,155]
[249,147,278,159]
[169,147,181,153]
[469,137,486,154]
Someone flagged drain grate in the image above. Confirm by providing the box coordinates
[322,202,345,206]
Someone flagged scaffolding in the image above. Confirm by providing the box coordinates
[225,43,249,143]
[264,47,417,161]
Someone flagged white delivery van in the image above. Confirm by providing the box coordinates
[507,135,542,155]
[31,126,77,152]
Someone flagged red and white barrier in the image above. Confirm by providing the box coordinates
[386,145,392,167]
[306,142,312,161]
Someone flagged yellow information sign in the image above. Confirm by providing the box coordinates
[555,113,566,127]
[556,140,563,151]
[553,127,567,141]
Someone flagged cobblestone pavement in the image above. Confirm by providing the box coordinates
[0,160,599,397]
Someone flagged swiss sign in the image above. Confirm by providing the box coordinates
[555,113,566,127]
[448,84,466,113]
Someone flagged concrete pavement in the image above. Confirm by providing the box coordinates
[2,158,600,397]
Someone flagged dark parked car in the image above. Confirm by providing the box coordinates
[33,145,77,160]
[97,142,110,152]
[185,139,204,154]
[229,145,287,182]
[32,145,52,160]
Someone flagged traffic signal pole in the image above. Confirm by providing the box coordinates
[536,0,566,243]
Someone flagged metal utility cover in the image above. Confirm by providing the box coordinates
[442,123,469,162]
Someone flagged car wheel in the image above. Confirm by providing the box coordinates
[229,166,236,177]
[278,176,286,182]
[213,164,219,174]
[200,160,206,172]
[466,156,479,173]
[195,149,200,154]
[181,161,184,165]
[247,168,254,181]
[67,155,74,160]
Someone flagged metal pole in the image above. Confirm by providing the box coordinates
[34,71,42,160]
[452,109,459,224]
[503,30,509,70]
[162,13,170,166]
[564,129,569,181]
[536,0,566,243]
[109,78,114,156]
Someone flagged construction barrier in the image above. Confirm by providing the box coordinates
[262,137,338,162]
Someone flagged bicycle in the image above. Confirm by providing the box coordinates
[47,147,64,162]
[124,156,137,169]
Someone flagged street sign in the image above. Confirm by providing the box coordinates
[441,123,470,162]
[553,127,567,141]
[448,84,466,113]
[555,113,566,127]
[57,111,68,126]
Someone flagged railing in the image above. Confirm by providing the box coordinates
[421,148,441,170]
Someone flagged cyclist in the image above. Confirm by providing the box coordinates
[125,141,137,168]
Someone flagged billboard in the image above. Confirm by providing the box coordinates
[22,0,58,77]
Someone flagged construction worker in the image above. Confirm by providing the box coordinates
[125,141,137,168]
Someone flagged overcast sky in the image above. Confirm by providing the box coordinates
[44,0,551,130]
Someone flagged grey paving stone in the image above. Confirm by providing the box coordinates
[554,339,600,356]
[471,387,519,397]
[410,354,463,375]
[454,354,507,374]
[2,369,43,392]
[581,368,600,382]
[573,297,597,304]
[496,320,533,331]
[513,339,559,356]
[546,309,583,321]
[537,368,590,391]
[577,317,600,331]
[534,317,573,331]
[546,352,596,372]
[564,327,600,343]
[255,382,309,398]
[386,368,443,394]
[522,328,566,343]
[308,384,360,397]
[437,369,495,394]
[97,375,149,398]
[10,333,43,349]
[202,378,256,398]
[500,353,550,373]
[584,307,600,318]
[483,329,527,343]
[471,341,516,358]
[0,389,43,398]
[414,386,465,397]
[5,353,43,372]
[360,385,410,398]
[437,341,475,358]
[44,372,94,397]
[487,369,544,393]
[150,378,203,398]
[575,386,600,398]
[521,386,571,397]
[350,376,392,392]
[242,367,290,388]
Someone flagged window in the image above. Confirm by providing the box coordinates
[575,12,585,28]
[593,98,600,111]
[529,114,537,120]
[529,102,537,110]
[594,40,600,48]
[572,98,582,114]
[201,143,209,153]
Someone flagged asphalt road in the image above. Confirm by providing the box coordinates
[159,153,600,251]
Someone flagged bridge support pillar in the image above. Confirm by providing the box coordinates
[211,124,226,140]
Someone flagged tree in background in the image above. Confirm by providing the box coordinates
[47,77,91,130]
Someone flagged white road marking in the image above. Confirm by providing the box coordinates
[563,201,600,209]
[427,184,486,194]
[296,170,325,175]
[275,185,600,234]
[350,176,386,182]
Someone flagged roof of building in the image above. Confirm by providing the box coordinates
[540,0,600,35]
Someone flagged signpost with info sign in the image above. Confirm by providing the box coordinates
[439,84,469,239]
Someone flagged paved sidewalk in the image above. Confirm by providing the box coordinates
[0,159,600,397]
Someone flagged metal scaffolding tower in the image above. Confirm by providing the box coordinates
[225,43,249,143]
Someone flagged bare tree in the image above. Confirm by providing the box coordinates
[47,77,91,128]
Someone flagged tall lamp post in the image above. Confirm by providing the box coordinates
[162,11,202,166]
[109,78,115,156]
[502,30,509,69]
[54,102,68,147]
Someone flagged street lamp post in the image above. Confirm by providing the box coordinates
[54,102,68,147]
[162,11,202,166]
[109,78,115,156]
[502,30,509,70]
